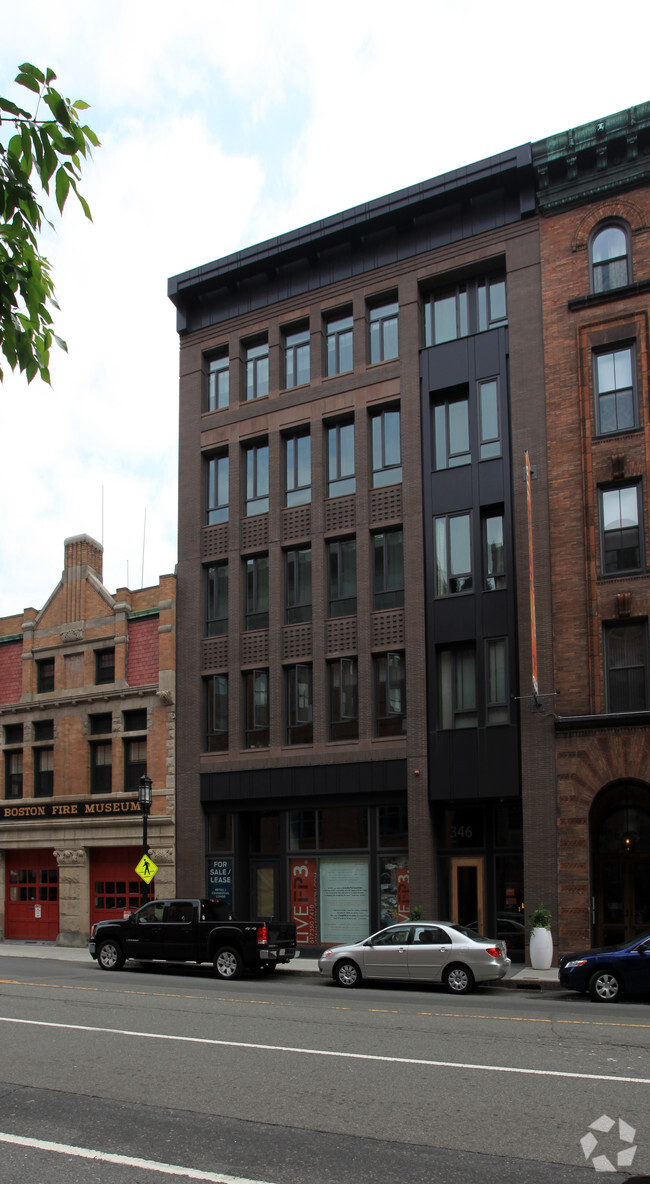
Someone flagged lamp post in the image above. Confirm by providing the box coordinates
[138,774,153,903]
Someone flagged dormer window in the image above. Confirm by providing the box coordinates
[591,223,630,293]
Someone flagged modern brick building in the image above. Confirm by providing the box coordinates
[0,535,176,945]
[168,102,650,961]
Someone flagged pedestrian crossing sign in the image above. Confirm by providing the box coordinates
[135,854,158,883]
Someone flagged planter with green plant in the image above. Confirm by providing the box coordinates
[528,904,553,969]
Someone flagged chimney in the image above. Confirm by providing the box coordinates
[63,534,104,582]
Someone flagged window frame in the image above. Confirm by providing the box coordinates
[433,390,471,470]
[206,562,229,636]
[4,749,23,799]
[36,657,55,694]
[206,350,229,412]
[244,554,269,631]
[368,299,399,364]
[244,668,269,748]
[95,648,115,685]
[285,431,311,507]
[370,406,402,488]
[438,644,477,730]
[124,737,147,791]
[372,529,404,610]
[206,673,228,753]
[478,377,501,460]
[206,453,229,525]
[590,222,631,294]
[244,442,269,517]
[374,651,407,737]
[283,324,310,389]
[486,638,509,725]
[327,420,355,498]
[327,537,357,617]
[329,657,359,741]
[285,546,312,624]
[434,511,472,596]
[90,740,113,794]
[594,344,637,437]
[325,311,353,376]
[604,621,649,714]
[482,509,506,591]
[599,483,643,575]
[286,663,313,745]
[244,338,269,401]
[34,745,54,797]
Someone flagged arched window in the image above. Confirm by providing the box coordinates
[591,223,630,293]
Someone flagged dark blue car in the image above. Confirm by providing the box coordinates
[559,931,650,1002]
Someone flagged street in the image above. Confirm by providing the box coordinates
[0,953,648,1183]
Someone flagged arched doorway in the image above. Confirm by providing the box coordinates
[590,782,650,946]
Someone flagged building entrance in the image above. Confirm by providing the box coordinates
[591,783,650,946]
[450,855,485,932]
[4,849,59,939]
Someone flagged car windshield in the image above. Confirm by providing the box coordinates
[613,930,650,951]
[449,924,491,942]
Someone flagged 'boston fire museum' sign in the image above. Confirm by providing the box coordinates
[0,799,142,822]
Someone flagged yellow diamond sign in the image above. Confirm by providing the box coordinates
[135,854,158,883]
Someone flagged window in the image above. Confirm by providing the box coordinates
[95,648,115,685]
[433,390,470,469]
[284,325,310,388]
[124,739,146,790]
[375,652,406,737]
[244,669,269,748]
[286,663,313,744]
[325,312,353,376]
[435,513,472,595]
[369,300,399,363]
[89,713,112,735]
[206,674,228,753]
[373,530,404,609]
[34,746,53,796]
[477,276,507,331]
[123,709,147,732]
[329,658,358,741]
[591,223,630,293]
[285,432,311,506]
[206,453,229,524]
[36,657,54,693]
[4,750,22,799]
[483,511,505,590]
[327,421,355,497]
[371,408,402,487]
[479,378,500,459]
[244,443,269,516]
[486,639,508,724]
[33,719,53,742]
[3,723,23,745]
[206,351,229,411]
[285,547,312,624]
[605,622,648,713]
[424,274,507,346]
[245,339,269,400]
[327,538,357,617]
[594,346,636,435]
[438,645,477,729]
[245,555,269,630]
[206,563,228,636]
[91,742,112,794]
[600,486,642,574]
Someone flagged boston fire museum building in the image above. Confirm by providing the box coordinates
[0,535,176,945]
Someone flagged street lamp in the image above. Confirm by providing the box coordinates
[138,774,152,856]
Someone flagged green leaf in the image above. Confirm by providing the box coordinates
[53,334,67,351]
[18,62,45,84]
[54,166,70,212]
[0,96,31,117]
[45,67,57,84]
[72,99,90,110]
[15,72,41,94]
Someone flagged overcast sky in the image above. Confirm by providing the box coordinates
[1,1,648,617]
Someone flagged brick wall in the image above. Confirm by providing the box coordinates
[127,617,159,686]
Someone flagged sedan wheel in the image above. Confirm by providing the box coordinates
[213,946,243,980]
[97,940,124,971]
[589,970,621,1002]
[444,964,475,995]
[334,959,361,988]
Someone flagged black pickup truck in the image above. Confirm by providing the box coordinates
[88,898,297,979]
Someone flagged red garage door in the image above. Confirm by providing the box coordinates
[5,849,59,940]
[90,847,149,927]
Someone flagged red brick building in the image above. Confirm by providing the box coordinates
[0,535,176,944]
[533,108,650,953]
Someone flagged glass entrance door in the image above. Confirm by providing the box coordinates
[450,856,485,933]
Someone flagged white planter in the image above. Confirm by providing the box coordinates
[529,926,553,970]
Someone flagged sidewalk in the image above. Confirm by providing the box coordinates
[0,940,560,987]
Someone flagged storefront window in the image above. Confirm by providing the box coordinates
[378,806,408,849]
[320,857,369,943]
[289,809,317,850]
[250,812,281,853]
[208,813,232,852]
[319,807,368,849]
[443,806,484,848]
[379,856,409,925]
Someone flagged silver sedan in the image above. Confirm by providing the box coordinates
[318,922,510,994]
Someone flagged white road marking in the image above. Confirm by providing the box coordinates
[0,1014,649,1085]
[0,1131,273,1182]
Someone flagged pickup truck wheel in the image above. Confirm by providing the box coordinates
[334,959,361,988]
[97,940,124,972]
[213,946,243,980]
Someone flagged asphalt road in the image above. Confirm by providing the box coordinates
[0,954,648,1184]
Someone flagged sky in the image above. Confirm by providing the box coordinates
[1,0,649,617]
